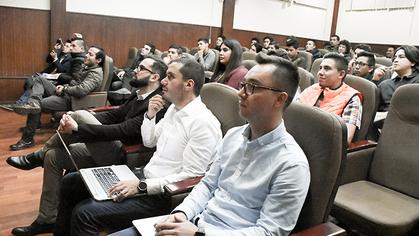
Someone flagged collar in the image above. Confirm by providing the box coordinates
[175,96,204,118]
[136,88,156,101]
[242,120,287,147]
[394,71,417,82]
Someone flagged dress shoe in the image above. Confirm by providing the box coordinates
[6,152,43,170]
[13,101,41,115]
[9,139,35,151]
[11,220,54,235]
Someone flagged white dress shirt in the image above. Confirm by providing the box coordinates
[174,122,310,236]
[141,96,222,195]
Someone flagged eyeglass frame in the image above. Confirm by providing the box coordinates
[137,64,155,74]
[354,61,372,67]
[239,81,284,96]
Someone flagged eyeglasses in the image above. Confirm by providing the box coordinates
[137,64,154,74]
[354,61,370,67]
[240,81,283,96]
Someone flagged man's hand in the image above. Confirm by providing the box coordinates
[372,66,391,81]
[54,43,62,51]
[117,71,126,79]
[56,85,64,95]
[154,214,197,236]
[146,95,166,119]
[50,50,58,61]
[58,113,78,134]
[108,179,140,202]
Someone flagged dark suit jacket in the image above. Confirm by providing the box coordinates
[41,53,72,74]
[75,88,167,145]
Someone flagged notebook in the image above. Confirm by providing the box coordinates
[56,130,140,201]
[132,215,169,236]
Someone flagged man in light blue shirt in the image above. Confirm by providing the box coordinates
[152,53,311,236]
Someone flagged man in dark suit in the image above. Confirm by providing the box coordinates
[6,56,168,235]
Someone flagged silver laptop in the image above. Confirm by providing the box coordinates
[56,130,140,201]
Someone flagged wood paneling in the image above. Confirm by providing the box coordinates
[0,6,50,76]
[64,12,221,68]
[0,77,26,102]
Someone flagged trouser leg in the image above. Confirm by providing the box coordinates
[31,76,56,102]
[40,95,71,112]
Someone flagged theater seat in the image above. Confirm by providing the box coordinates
[332,84,419,236]
[71,56,113,110]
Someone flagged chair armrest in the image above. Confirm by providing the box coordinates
[291,222,346,236]
[123,144,145,154]
[88,105,120,113]
[348,140,377,153]
[164,176,204,196]
[341,140,377,185]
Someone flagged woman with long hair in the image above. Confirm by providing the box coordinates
[211,39,248,89]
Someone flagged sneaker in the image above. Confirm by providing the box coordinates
[13,102,41,115]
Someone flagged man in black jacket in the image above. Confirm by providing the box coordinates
[6,56,168,235]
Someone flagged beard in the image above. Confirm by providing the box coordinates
[130,75,150,88]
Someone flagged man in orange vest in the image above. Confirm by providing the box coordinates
[298,52,362,144]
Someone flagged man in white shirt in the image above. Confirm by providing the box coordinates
[53,58,222,235]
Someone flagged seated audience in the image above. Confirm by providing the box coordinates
[250,42,263,54]
[267,41,280,52]
[286,36,307,69]
[9,44,103,151]
[305,39,322,63]
[377,45,419,111]
[298,52,363,144]
[386,45,396,59]
[5,56,168,235]
[194,37,216,72]
[214,34,225,51]
[348,43,372,74]
[211,39,248,89]
[338,39,353,62]
[352,51,381,84]
[53,58,222,235]
[324,34,340,52]
[112,53,310,236]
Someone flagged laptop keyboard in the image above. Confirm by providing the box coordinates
[92,167,120,193]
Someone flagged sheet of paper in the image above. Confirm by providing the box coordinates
[132,215,169,236]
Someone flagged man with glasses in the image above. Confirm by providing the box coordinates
[111,53,310,236]
[6,56,168,235]
[352,51,379,84]
[298,52,362,144]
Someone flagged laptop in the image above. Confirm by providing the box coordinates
[56,130,140,201]
[132,215,169,236]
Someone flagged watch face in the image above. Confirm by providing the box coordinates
[195,228,205,236]
[138,181,147,191]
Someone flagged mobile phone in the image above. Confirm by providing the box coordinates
[56,38,63,45]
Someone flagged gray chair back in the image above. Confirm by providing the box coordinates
[375,57,393,67]
[370,84,419,199]
[345,74,379,141]
[298,50,313,71]
[241,51,256,61]
[284,102,347,232]
[310,58,323,83]
[200,83,246,136]
[126,47,138,68]
[241,60,257,70]
[297,67,314,91]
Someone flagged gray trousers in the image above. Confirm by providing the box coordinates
[36,110,124,224]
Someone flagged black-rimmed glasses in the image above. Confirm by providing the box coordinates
[138,65,155,74]
[240,81,283,96]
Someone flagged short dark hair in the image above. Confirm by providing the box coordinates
[354,43,372,52]
[263,36,274,42]
[145,42,156,54]
[252,43,263,53]
[170,58,204,96]
[145,55,167,81]
[91,46,106,68]
[168,44,183,54]
[396,45,419,72]
[251,37,260,43]
[323,52,348,76]
[286,36,299,49]
[217,35,226,40]
[357,51,375,67]
[331,34,340,41]
[72,39,86,53]
[197,38,209,44]
[339,40,351,54]
[255,53,300,109]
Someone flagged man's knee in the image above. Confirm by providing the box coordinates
[71,110,101,125]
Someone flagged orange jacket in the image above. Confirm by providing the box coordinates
[298,82,362,116]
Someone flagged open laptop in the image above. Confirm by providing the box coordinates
[56,130,140,201]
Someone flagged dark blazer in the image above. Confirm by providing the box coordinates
[75,88,167,145]
[57,52,85,85]
[41,53,72,74]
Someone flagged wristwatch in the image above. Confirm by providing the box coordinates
[137,180,147,193]
[195,227,205,236]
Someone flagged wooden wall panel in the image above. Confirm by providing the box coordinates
[0,6,50,76]
[64,13,222,67]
